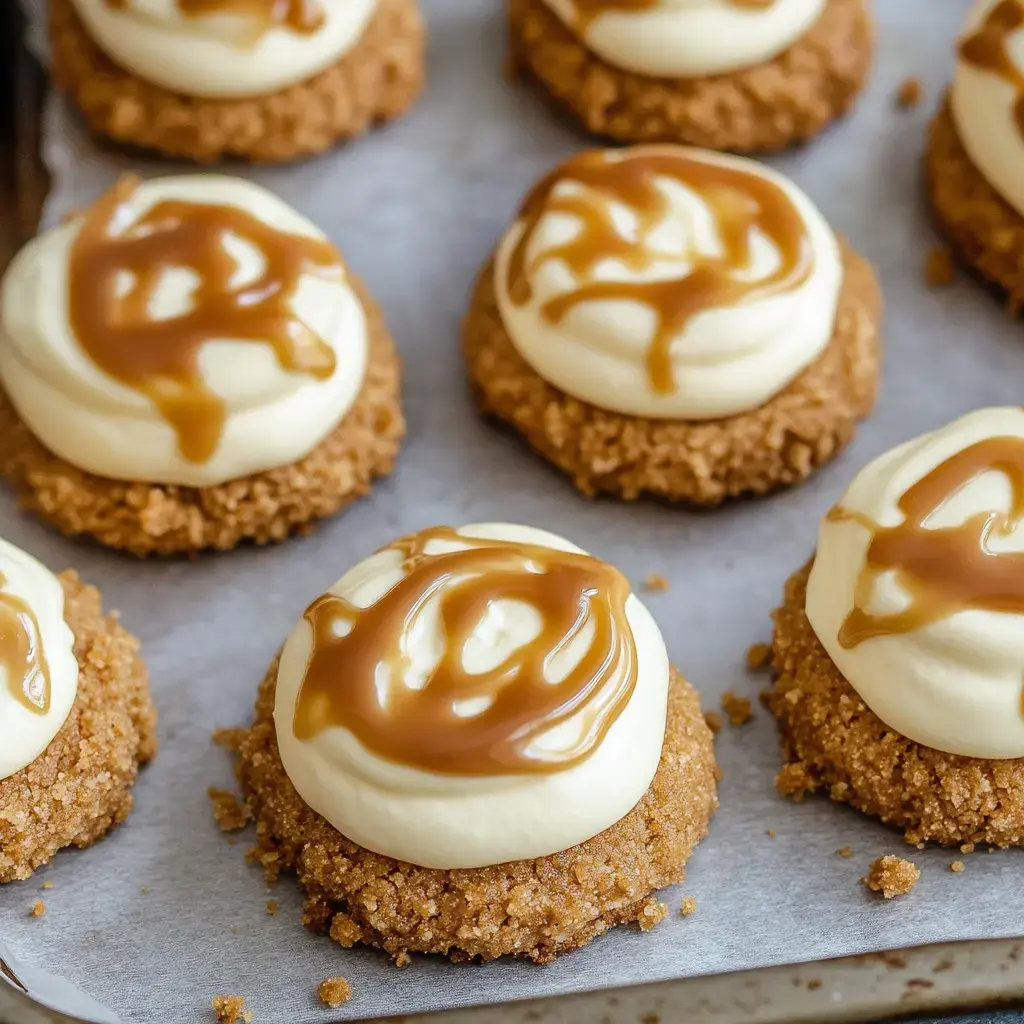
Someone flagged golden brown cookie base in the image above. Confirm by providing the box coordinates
[462,243,881,506]
[507,0,874,152]
[927,99,1024,309]
[0,573,156,882]
[235,663,717,964]
[49,0,424,164]
[0,280,405,557]
[769,562,1024,848]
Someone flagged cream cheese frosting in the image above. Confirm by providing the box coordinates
[952,0,1024,220]
[807,407,1024,760]
[494,146,843,421]
[0,174,368,488]
[539,0,826,78]
[69,0,380,99]
[274,522,671,869]
[0,539,79,782]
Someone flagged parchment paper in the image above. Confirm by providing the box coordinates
[4,2,1021,1022]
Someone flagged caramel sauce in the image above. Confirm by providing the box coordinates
[506,149,812,394]
[103,0,325,35]
[830,436,1024,649]
[67,177,341,464]
[570,0,774,29]
[292,527,639,776]
[959,1,1024,137]
[0,572,51,716]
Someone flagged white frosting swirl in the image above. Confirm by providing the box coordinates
[69,0,379,98]
[274,523,670,869]
[494,146,843,420]
[0,175,368,488]
[0,539,79,782]
[807,407,1024,760]
[951,0,1024,219]
[540,0,826,77]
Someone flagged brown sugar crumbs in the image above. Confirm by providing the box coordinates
[680,896,697,917]
[863,856,920,899]
[703,710,723,735]
[638,898,668,931]
[837,847,854,858]
[721,691,753,727]
[895,77,923,110]
[960,843,976,855]
[266,899,278,915]
[950,860,965,874]
[213,728,248,752]
[211,996,250,1024]
[745,642,771,671]
[925,245,956,288]
[209,786,251,832]
[644,574,670,592]
[30,899,45,917]
[41,880,53,890]
[318,977,353,1009]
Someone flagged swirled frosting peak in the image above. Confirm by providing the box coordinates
[274,523,671,868]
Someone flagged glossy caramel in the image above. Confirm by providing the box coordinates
[0,572,51,716]
[959,1,1024,138]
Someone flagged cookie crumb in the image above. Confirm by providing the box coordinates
[895,77,923,110]
[318,977,353,1009]
[703,710,723,735]
[960,843,976,855]
[644,574,670,592]
[925,245,956,287]
[680,896,697,917]
[266,899,278,915]
[211,997,248,1024]
[41,881,54,890]
[950,860,965,874]
[638,898,668,931]
[141,886,151,895]
[837,847,854,858]
[745,642,771,671]
[767,829,776,838]
[394,951,412,968]
[863,855,920,899]
[209,787,251,832]
[213,728,248,751]
[30,899,45,917]
[721,691,753,727]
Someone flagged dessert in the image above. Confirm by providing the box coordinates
[463,145,881,505]
[0,174,404,556]
[508,0,874,151]
[0,537,156,882]
[769,407,1024,847]
[234,522,717,963]
[928,0,1024,306]
[50,0,424,164]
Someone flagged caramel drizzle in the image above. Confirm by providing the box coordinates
[507,149,813,394]
[960,1,1024,138]
[67,177,340,464]
[103,0,325,35]
[831,436,1024,649]
[293,528,638,777]
[0,572,51,716]
[570,0,775,29]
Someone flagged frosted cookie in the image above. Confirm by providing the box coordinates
[0,538,156,882]
[0,175,404,556]
[508,0,874,152]
[769,408,1024,847]
[928,0,1024,308]
[463,146,881,505]
[234,523,717,963]
[50,0,424,164]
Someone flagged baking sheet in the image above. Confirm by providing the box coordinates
[4,2,1024,1023]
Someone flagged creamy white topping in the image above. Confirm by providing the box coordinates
[69,0,379,98]
[540,0,826,77]
[0,539,79,782]
[0,175,368,488]
[494,146,843,421]
[274,523,670,869]
[952,0,1024,219]
[807,407,1024,760]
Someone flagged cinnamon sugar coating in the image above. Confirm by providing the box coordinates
[49,0,424,165]
[927,99,1024,309]
[769,562,1024,848]
[0,573,156,882]
[462,243,880,506]
[0,279,404,556]
[234,660,717,964]
[506,0,874,152]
